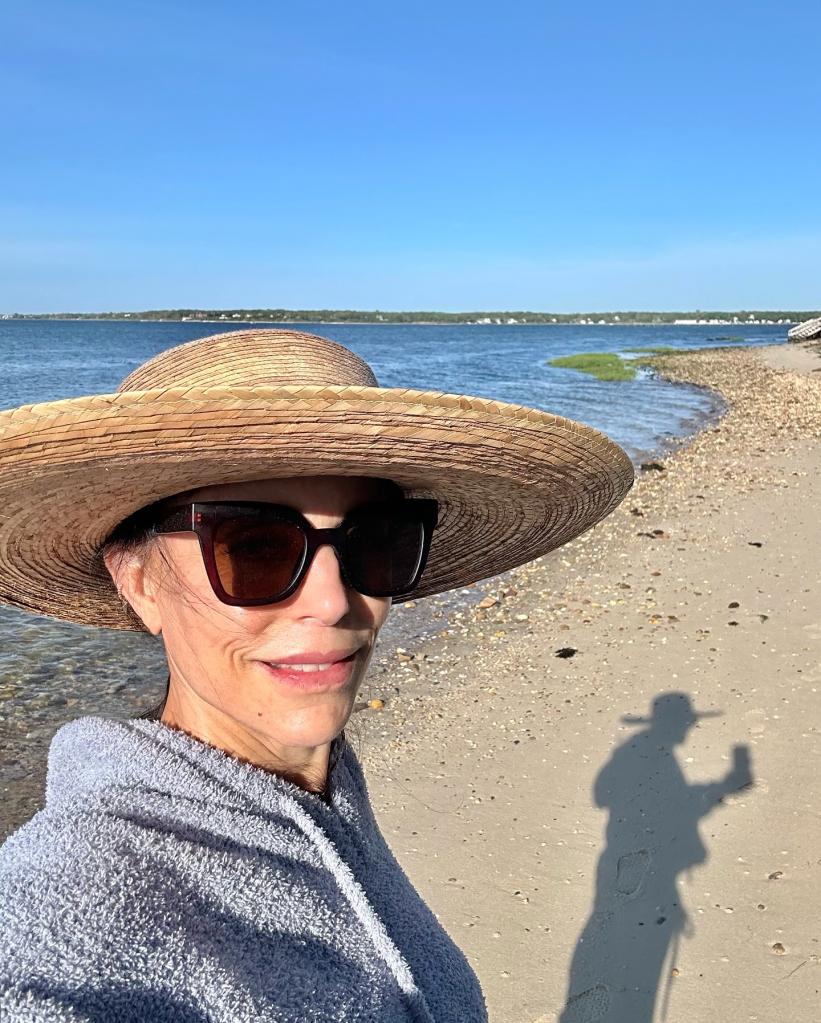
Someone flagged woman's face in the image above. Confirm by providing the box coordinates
[110,475,395,766]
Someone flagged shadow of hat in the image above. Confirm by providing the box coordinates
[621,691,723,727]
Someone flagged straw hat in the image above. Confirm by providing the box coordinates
[0,328,633,630]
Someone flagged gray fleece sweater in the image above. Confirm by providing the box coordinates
[0,716,487,1022]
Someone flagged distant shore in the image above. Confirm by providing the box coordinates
[3,309,816,327]
[1,319,796,328]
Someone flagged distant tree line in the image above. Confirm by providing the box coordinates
[4,308,818,324]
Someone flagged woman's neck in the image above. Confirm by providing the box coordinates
[159,689,333,794]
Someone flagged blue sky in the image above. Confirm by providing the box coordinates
[2,0,820,312]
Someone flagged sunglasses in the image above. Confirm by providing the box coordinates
[149,498,439,606]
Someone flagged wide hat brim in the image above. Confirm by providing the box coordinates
[0,381,634,630]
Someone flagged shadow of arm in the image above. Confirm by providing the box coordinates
[693,744,753,812]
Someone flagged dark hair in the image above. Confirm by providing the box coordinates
[100,505,170,720]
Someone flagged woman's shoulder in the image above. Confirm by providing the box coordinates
[0,717,173,898]
[0,800,161,936]
[1,804,237,1023]
[0,722,371,954]
[1,797,119,886]
[0,806,159,1019]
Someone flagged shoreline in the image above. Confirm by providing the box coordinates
[353,341,821,1022]
[371,353,733,659]
[357,342,816,711]
[363,340,815,697]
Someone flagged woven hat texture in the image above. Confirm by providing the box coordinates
[0,328,634,629]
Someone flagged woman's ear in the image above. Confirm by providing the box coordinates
[102,545,164,636]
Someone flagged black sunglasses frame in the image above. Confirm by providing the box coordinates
[149,498,439,607]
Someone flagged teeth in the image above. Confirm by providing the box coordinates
[270,662,334,672]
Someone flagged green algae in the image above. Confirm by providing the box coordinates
[548,352,637,381]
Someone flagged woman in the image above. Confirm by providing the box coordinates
[0,328,633,1022]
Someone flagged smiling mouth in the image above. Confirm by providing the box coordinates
[258,651,359,688]
[266,655,356,673]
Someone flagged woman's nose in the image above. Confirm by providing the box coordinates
[291,542,351,624]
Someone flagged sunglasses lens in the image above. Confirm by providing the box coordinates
[213,517,306,601]
[344,512,426,596]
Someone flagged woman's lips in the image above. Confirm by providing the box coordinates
[259,651,357,691]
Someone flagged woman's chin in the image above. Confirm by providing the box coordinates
[257,701,354,750]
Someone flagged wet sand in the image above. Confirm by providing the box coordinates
[353,342,821,1022]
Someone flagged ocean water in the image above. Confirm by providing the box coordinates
[0,319,790,834]
[0,319,788,458]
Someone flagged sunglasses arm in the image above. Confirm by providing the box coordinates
[151,506,196,535]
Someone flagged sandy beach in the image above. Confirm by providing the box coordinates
[351,341,821,1022]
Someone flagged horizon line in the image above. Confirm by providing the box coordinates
[4,307,820,319]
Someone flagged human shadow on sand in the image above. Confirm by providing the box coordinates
[559,691,753,1023]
